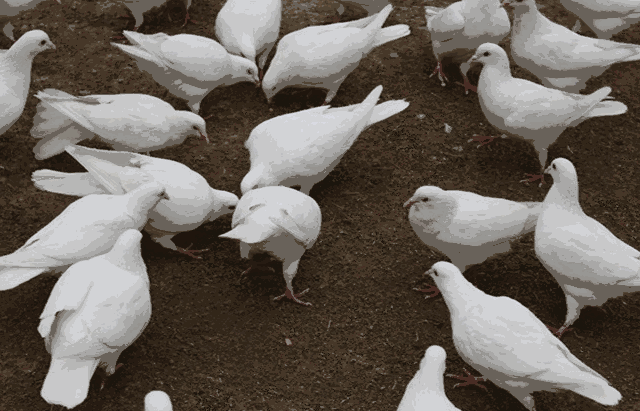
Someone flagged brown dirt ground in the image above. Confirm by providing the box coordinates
[1,0,639,410]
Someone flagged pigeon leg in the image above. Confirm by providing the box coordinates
[458,74,477,94]
[546,324,573,339]
[177,243,209,259]
[446,368,488,390]
[274,259,312,306]
[429,61,448,87]
[413,285,440,299]
[469,135,497,147]
[99,363,124,391]
[520,173,546,187]
[180,11,197,27]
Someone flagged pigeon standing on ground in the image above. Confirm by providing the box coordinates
[30,89,208,160]
[0,30,55,142]
[404,185,541,295]
[424,0,509,94]
[397,345,462,411]
[466,43,627,184]
[39,230,152,409]
[145,391,173,411]
[214,0,281,81]
[0,1,59,41]
[428,261,622,411]
[32,145,238,259]
[535,158,640,337]
[111,31,259,114]
[219,186,321,306]
[262,4,410,104]
[561,0,640,39]
[0,182,167,290]
[505,0,640,92]
[241,85,408,195]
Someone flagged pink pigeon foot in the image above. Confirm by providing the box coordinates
[177,243,209,259]
[470,135,497,147]
[429,61,448,87]
[274,288,312,307]
[520,173,546,186]
[546,324,573,339]
[446,368,488,390]
[99,363,124,391]
[413,285,441,299]
[458,75,477,94]
[180,11,197,27]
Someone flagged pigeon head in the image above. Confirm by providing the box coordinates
[11,30,56,59]
[468,43,509,68]
[427,262,475,304]
[176,112,209,144]
[228,54,260,86]
[403,186,448,212]
[544,158,580,196]
[144,391,173,411]
[207,189,240,222]
[240,166,277,195]
[261,59,294,103]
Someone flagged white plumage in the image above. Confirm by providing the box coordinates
[397,346,461,411]
[468,43,627,176]
[404,185,541,272]
[429,261,622,411]
[39,229,151,409]
[219,186,321,306]
[0,182,166,290]
[145,391,173,411]
[261,4,410,104]
[31,145,238,259]
[561,0,640,39]
[30,89,208,160]
[112,31,259,114]
[241,85,408,195]
[535,158,640,337]
[214,0,282,77]
[506,0,640,92]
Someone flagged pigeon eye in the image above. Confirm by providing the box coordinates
[552,164,557,170]
[433,270,439,277]
[192,126,198,130]
[421,197,429,202]
[228,205,236,211]
[483,51,490,57]
[40,40,46,46]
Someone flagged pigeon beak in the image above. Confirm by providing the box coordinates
[200,132,210,144]
[403,198,417,208]
[161,192,171,201]
[48,42,56,50]
[467,55,478,64]
[544,165,552,174]
[425,268,436,278]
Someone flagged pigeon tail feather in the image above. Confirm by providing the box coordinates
[31,170,107,196]
[0,267,47,291]
[373,24,411,47]
[587,101,628,117]
[367,100,409,127]
[568,379,622,406]
[41,357,100,409]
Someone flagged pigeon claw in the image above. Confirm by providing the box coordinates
[546,324,573,339]
[429,61,448,87]
[520,173,546,187]
[177,244,209,259]
[99,363,124,391]
[274,288,312,307]
[413,285,441,299]
[469,135,497,147]
[446,368,488,390]
[180,12,197,27]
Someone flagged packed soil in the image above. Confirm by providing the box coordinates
[1,0,639,410]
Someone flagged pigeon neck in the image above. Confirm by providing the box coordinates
[127,189,163,226]
[544,178,582,213]
[440,277,485,318]
[108,239,147,276]
[512,4,537,34]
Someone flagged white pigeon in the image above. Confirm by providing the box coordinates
[219,186,321,306]
[0,182,167,291]
[467,43,627,183]
[535,158,640,337]
[505,0,640,92]
[337,0,390,16]
[30,89,208,160]
[214,0,281,79]
[31,145,238,259]
[404,185,541,275]
[262,4,410,104]
[145,391,173,411]
[397,345,462,411]
[241,85,408,195]
[0,1,59,41]
[424,0,510,94]
[561,0,640,39]
[116,0,193,32]
[0,30,55,139]
[429,261,622,411]
[39,230,151,409]
[111,31,259,114]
